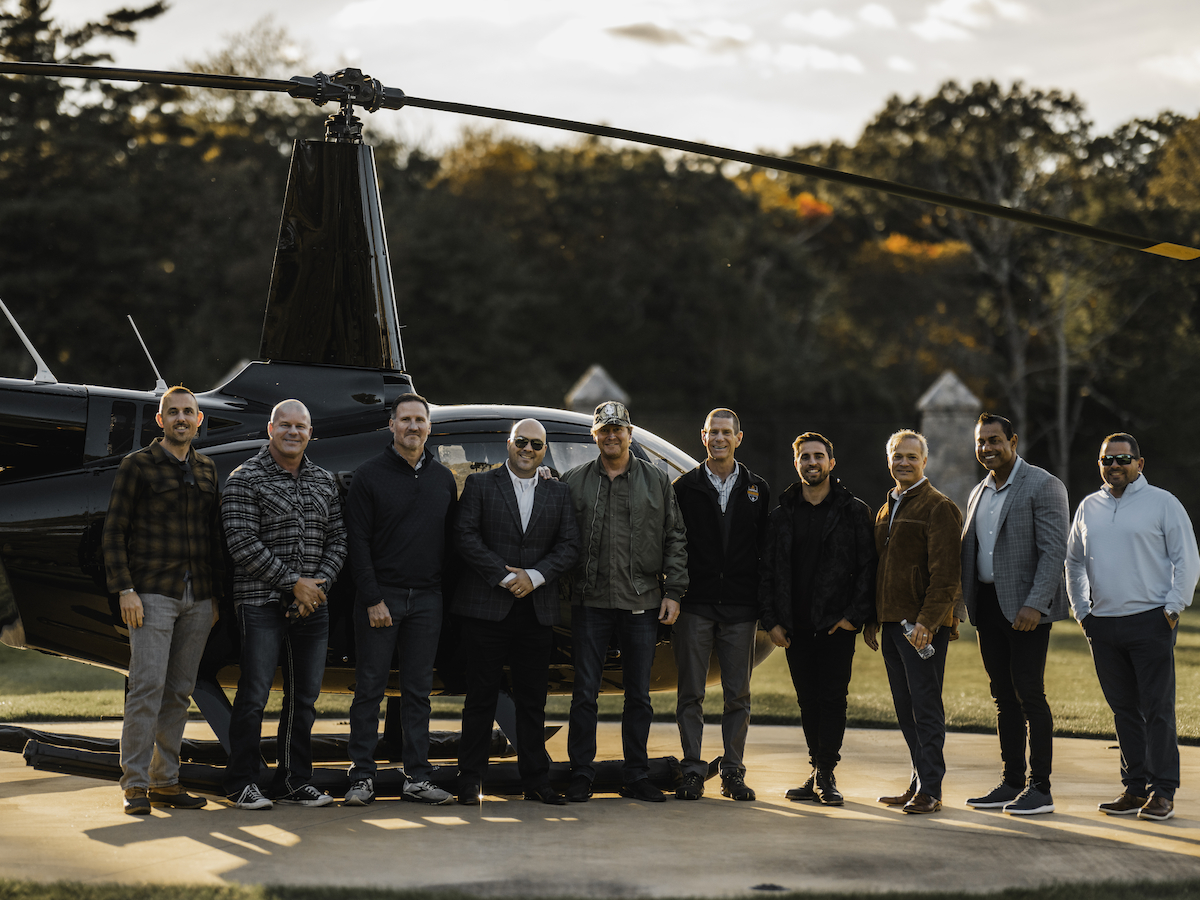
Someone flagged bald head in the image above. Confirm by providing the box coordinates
[267,399,312,471]
[508,418,547,478]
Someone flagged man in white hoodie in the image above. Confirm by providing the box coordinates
[1066,432,1200,822]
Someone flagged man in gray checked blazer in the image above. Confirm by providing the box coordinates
[453,418,581,805]
[960,413,1070,816]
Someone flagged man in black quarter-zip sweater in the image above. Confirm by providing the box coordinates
[343,393,458,807]
[672,408,770,802]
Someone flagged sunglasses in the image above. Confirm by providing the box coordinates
[513,437,545,451]
[1099,454,1135,466]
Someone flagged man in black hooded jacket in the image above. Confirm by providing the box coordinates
[672,408,770,801]
[759,432,876,805]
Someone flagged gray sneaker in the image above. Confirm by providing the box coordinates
[966,782,1022,809]
[1004,785,1055,816]
[344,776,375,807]
[402,779,453,805]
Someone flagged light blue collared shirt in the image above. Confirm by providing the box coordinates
[1065,474,1200,619]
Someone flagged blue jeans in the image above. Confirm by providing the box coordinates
[568,605,659,784]
[224,602,329,796]
[120,586,213,790]
[881,621,950,799]
[348,587,442,783]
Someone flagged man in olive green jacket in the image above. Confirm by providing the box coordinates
[561,401,688,803]
[863,429,963,815]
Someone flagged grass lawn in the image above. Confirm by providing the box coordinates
[3,879,1200,900]
[4,618,1200,742]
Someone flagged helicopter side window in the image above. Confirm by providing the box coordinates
[108,402,136,457]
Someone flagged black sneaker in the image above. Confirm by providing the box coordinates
[276,784,334,807]
[565,775,592,803]
[815,770,844,806]
[1003,785,1054,816]
[720,772,756,801]
[228,783,273,810]
[966,782,1022,809]
[620,779,666,802]
[786,771,818,802]
[676,772,704,801]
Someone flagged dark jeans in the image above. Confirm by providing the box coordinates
[975,582,1054,790]
[568,605,659,784]
[348,587,442,783]
[1083,607,1180,799]
[785,625,857,772]
[881,621,950,799]
[224,602,329,796]
[458,602,554,790]
[674,613,756,778]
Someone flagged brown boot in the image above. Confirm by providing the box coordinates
[123,787,150,815]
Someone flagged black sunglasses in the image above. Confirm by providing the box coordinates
[1099,454,1135,466]
[512,437,545,451]
[179,459,196,485]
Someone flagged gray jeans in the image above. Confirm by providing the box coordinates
[120,586,213,790]
[674,612,756,777]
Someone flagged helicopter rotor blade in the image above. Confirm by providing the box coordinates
[4,60,1195,261]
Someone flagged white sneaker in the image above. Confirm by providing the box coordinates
[344,776,375,806]
[276,784,334,807]
[229,783,273,810]
[402,779,453,805]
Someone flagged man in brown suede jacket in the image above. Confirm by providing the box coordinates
[863,429,963,815]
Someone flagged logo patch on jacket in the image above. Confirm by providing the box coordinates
[746,485,760,502]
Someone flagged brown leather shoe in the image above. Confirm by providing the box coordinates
[878,788,915,807]
[902,792,942,814]
[1137,795,1175,821]
[1098,792,1148,816]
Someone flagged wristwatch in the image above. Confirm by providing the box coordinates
[1166,610,1180,627]
[119,588,135,596]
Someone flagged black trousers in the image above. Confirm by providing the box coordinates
[1083,607,1180,799]
[457,602,554,790]
[785,626,857,771]
[975,582,1054,790]
[881,621,950,799]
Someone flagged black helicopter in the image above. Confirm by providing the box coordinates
[0,61,1195,792]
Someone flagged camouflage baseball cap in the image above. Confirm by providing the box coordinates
[593,400,633,428]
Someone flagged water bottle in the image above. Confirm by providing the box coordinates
[901,619,936,660]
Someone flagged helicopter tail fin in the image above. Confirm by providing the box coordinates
[259,140,405,371]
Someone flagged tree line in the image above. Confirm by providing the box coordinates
[2,0,1199,511]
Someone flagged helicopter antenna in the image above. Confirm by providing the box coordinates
[127,315,169,395]
[0,298,57,385]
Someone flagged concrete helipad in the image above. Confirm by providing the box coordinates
[1,718,1199,896]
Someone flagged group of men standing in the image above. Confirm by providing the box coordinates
[102,386,1199,821]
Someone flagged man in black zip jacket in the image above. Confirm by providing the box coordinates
[759,432,875,806]
[672,409,770,801]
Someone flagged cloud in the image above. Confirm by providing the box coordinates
[607,22,689,46]
[887,55,916,72]
[910,0,1031,42]
[1142,49,1200,85]
[775,43,864,73]
[783,9,856,39]
[333,0,562,27]
[859,4,899,29]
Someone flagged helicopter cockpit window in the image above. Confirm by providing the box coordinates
[429,435,602,498]
[140,404,159,450]
[634,441,688,477]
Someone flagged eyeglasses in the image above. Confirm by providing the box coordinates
[1099,454,1135,466]
[512,437,545,451]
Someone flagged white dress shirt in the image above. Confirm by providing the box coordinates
[499,461,545,590]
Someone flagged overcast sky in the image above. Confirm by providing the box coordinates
[49,0,1200,155]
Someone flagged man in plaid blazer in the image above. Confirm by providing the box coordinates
[453,418,581,805]
[960,412,1069,816]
